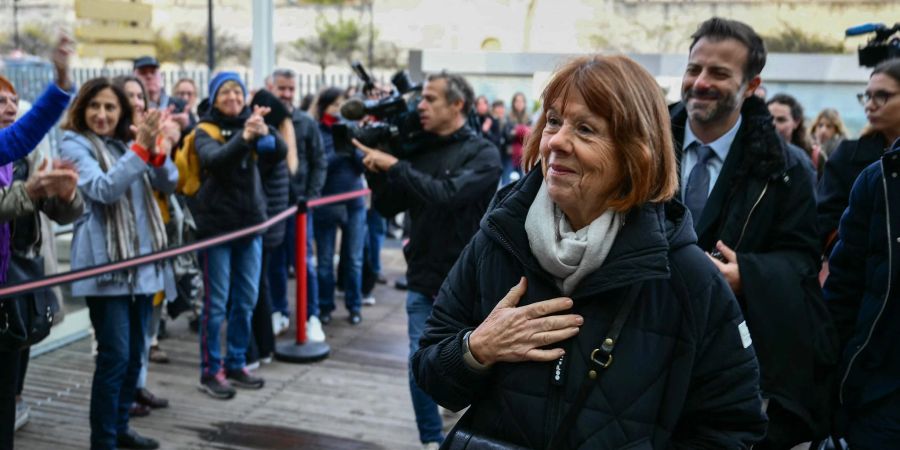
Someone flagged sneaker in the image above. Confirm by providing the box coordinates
[245,360,261,371]
[199,371,236,400]
[349,312,362,325]
[272,312,285,335]
[226,368,265,389]
[422,443,440,450]
[116,429,159,449]
[260,354,273,365]
[14,400,30,431]
[307,316,326,342]
[279,315,290,334]
[361,296,376,306]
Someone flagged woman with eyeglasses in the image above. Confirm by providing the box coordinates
[817,59,900,252]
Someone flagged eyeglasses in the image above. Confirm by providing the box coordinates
[857,90,898,108]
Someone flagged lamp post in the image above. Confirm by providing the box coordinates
[207,0,215,71]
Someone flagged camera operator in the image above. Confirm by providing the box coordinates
[353,71,501,448]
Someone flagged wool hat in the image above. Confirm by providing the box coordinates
[208,71,246,102]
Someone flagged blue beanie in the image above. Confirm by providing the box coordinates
[208,71,246,102]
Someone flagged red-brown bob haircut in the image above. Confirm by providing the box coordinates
[522,55,678,211]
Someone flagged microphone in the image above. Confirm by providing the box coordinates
[340,98,367,121]
[846,23,883,37]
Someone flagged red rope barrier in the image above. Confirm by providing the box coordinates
[0,188,371,299]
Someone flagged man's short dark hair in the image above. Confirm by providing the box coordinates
[426,71,474,114]
[271,68,295,80]
[689,17,767,82]
[491,99,505,109]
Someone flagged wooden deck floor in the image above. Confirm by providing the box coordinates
[14,246,461,449]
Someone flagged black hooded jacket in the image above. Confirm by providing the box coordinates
[670,96,838,447]
[412,169,766,449]
[367,126,501,297]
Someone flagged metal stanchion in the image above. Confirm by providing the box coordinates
[275,209,330,363]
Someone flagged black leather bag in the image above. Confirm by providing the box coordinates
[0,254,56,351]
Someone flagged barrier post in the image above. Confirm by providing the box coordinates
[274,208,330,363]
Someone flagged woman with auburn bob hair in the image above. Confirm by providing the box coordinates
[412,55,766,449]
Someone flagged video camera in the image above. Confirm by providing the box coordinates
[846,23,900,67]
[332,62,425,158]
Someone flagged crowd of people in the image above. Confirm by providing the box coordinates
[0,15,899,450]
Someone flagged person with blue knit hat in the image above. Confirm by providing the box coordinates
[189,71,287,399]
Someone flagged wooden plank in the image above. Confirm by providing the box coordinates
[74,0,152,24]
[77,43,156,60]
[13,246,454,449]
[75,24,156,44]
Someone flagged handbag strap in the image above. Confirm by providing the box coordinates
[546,283,643,450]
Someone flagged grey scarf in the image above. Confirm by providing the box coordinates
[525,182,622,296]
[86,134,167,284]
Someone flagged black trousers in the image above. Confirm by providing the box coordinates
[248,249,275,363]
[0,348,30,450]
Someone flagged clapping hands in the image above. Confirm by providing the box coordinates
[242,105,270,141]
[24,158,79,203]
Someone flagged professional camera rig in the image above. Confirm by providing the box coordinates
[846,22,900,67]
[332,62,425,157]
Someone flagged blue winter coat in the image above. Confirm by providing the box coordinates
[825,147,900,412]
[60,132,179,297]
[0,83,71,165]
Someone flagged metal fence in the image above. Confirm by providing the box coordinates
[1,61,389,154]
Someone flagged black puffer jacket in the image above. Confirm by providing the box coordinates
[670,96,837,447]
[412,169,767,449]
[367,126,501,297]
[190,108,287,239]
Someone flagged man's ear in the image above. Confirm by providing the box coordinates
[744,75,762,99]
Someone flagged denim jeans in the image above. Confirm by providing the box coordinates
[407,290,444,444]
[86,294,153,450]
[500,154,514,187]
[314,203,365,316]
[199,236,262,378]
[366,209,386,276]
[136,301,162,389]
[269,212,319,318]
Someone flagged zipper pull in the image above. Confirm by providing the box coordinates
[552,354,566,386]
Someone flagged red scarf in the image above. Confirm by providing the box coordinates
[321,113,339,127]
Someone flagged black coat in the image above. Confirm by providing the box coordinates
[367,126,501,297]
[412,169,767,449]
[824,148,900,417]
[289,109,328,203]
[670,97,837,446]
[190,108,288,239]
[817,133,889,245]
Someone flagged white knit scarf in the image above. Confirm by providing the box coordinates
[525,182,622,296]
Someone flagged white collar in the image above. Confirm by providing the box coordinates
[683,115,743,162]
